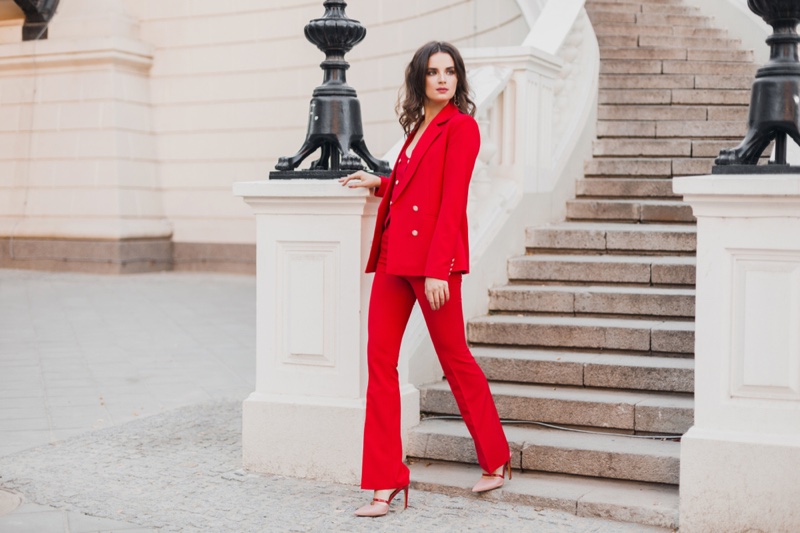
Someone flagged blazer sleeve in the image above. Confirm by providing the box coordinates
[423,116,480,280]
[374,175,390,197]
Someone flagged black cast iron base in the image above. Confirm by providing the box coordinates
[712,164,800,174]
[269,169,355,180]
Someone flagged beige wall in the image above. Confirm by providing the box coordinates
[122,0,528,245]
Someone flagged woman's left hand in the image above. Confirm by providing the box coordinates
[425,277,450,311]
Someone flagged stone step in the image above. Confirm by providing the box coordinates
[687,48,754,62]
[409,461,679,529]
[597,34,639,48]
[672,26,728,38]
[507,254,695,286]
[587,0,684,4]
[597,120,745,139]
[420,380,694,433]
[691,139,771,158]
[599,88,751,106]
[671,89,751,105]
[601,60,757,76]
[599,74,694,90]
[655,120,746,138]
[408,418,681,484]
[489,284,695,317]
[588,11,636,24]
[586,157,715,178]
[599,104,708,121]
[638,35,741,49]
[662,60,757,76]
[641,4,701,15]
[472,347,695,393]
[468,315,694,355]
[694,74,753,89]
[567,198,694,223]
[635,13,711,27]
[672,157,714,176]
[600,47,688,61]
[585,158,671,177]
[576,178,680,199]
[707,105,749,121]
[526,222,696,254]
[593,24,679,38]
[593,139,690,157]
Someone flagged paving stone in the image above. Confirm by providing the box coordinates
[0,401,663,533]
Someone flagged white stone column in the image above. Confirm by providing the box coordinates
[233,180,420,484]
[674,174,800,532]
[0,0,171,272]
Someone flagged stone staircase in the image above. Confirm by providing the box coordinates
[406,0,760,529]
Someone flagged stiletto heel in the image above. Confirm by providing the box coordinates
[354,485,410,517]
[472,456,512,493]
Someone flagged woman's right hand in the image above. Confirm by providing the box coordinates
[339,170,382,189]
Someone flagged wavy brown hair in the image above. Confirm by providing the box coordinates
[396,41,476,134]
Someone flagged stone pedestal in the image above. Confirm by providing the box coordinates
[674,174,800,532]
[233,180,419,484]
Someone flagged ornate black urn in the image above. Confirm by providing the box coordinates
[270,0,391,180]
[715,0,800,172]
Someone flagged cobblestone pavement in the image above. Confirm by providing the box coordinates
[0,270,667,532]
[0,401,664,533]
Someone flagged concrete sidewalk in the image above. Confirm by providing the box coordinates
[0,269,668,532]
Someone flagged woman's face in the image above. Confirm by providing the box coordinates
[424,52,457,106]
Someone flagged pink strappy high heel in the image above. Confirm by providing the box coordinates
[354,486,409,517]
[472,457,512,493]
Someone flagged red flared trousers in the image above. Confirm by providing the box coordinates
[360,231,509,490]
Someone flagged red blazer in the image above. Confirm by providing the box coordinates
[365,102,480,280]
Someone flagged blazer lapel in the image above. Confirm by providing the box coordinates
[393,103,459,199]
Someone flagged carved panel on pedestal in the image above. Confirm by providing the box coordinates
[730,249,800,401]
[276,241,339,368]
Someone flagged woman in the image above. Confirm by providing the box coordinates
[340,41,511,518]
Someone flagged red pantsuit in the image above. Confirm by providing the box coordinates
[360,102,509,490]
